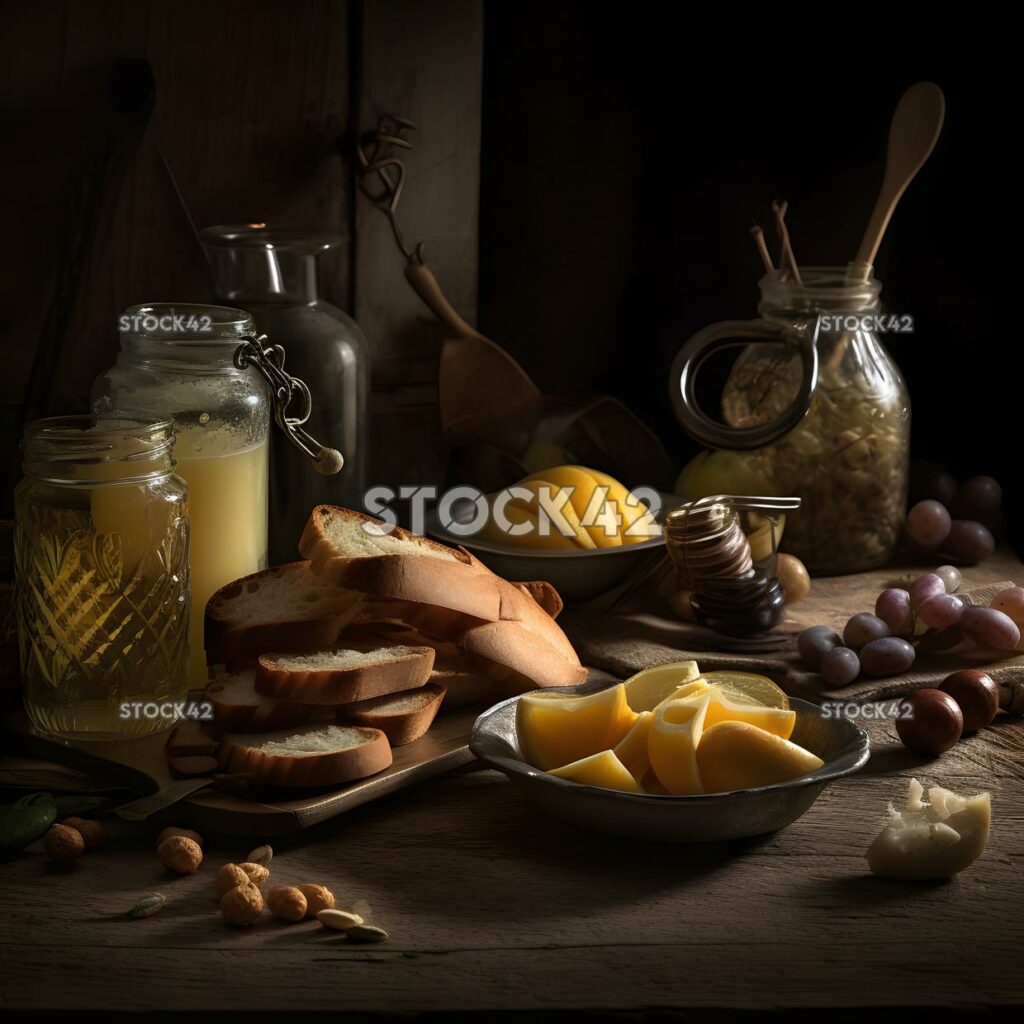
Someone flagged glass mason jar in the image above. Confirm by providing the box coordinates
[670,267,910,574]
[14,417,189,740]
[93,304,270,685]
[202,225,369,566]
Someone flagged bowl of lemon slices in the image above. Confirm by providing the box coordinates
[426,465,668,602]
[470,663,869,842]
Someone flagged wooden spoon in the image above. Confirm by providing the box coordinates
[855,81,946,270]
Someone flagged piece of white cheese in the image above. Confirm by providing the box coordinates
[866,778,991,881]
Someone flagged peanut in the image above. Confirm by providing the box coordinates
[220,883,264,926]
[266,885,307,922]
[299,883,335,918]
[157,836,203,874]
[214,863,251,896]
[44,824,85,864]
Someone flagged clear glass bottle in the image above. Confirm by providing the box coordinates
[671,267,910,574]
[92,305,270,685]
[202,225,369,565]
[14,417,189,740]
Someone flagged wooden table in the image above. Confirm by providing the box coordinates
[1,709,1022,1013]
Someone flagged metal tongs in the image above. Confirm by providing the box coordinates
[234,334,343,476]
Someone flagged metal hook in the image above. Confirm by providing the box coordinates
[234,335,343,475]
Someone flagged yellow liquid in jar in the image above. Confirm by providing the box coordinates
[16,471,190,741]
[174,431,268,686]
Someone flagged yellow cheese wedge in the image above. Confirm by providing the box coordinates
[622,661,701,712]
[480,502,579,550]
[703,690,796,740]
[548,750,644,793]
[517,684,637,771]
[653,678,710,712]
[505,478,597,549]
[612,710,654,781]
[647,691,712,795]
[522,465,624,548]
[585,467,661,544]
[695,721,824,794]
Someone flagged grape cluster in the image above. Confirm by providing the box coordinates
[798,571,1023,686]
[904,473,1002,564]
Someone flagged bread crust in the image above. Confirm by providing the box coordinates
[254,645,436,704]
[217,725,392,787]
[204,561,358,664]
[205,673,330,733]
[336,682,447,746]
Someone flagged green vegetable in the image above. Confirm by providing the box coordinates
[0,792,57,861]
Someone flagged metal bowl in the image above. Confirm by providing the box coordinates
[470,682,870,842]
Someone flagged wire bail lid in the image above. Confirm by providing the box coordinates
[234,334,343,476]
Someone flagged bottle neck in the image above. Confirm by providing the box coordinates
[758,266,882,318]
[208,248,321,305]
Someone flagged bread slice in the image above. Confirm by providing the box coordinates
[217,722,392,788]
[205,561,360,664]
[337,682,447,746]
[299,505,504,620]
[255,639,436,705]
[205,668,333,733]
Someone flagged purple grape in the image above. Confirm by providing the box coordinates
[905,500,952,550]
[917,625,964,652]
[909,573,945,610]
[797,625,841,670]
[859,637,916,677]
[960,606,1021,650]
[943,520,995,564]
[949,476,1002,520]
[917,593,966,630]
[843,612,891,649]
[820,646,861,686]
[933,564,962,593]
[875,588,914,638]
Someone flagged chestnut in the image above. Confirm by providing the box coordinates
[938,669,999,734]
[896,689,964,757]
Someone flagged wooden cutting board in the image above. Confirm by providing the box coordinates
[3,705,479,837]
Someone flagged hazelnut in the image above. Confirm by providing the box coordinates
[237,862,270,886]
[215,863,252,896]
[157,836,203,874]
[220,883,264,926]
[299,883,336,918]
[896,689,964,756]
[62,817,106,850]
[267,885,307,922]
[939,669,999,734]
[156,826,204,849]
[44,824,85,864]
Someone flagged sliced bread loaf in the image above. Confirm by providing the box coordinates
[336,682,447,746]
[205,669,333,732]
[217,722,392,787]
[255,640,436,705]
[299,505,504,620]
[205,561,360,664]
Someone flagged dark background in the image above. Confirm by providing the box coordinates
[1,2,1017,547]
[479,5,1018,547]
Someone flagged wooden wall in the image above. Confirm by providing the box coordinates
[0,0,482,511]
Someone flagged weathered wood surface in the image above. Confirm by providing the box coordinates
[1,709,1022,1011]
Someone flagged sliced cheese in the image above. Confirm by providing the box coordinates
[548,750,644,793]
[695,721,823,794]
[647,691,712,795]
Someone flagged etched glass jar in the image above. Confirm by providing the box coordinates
[14,417,189,740]
[671,267,910,574]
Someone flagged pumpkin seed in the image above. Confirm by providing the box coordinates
[128,893,166,919]
[316,908,364,931]
[246,844,273,867]
[347,924,388,943]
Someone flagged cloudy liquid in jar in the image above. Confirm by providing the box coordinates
[174,426,268,686]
